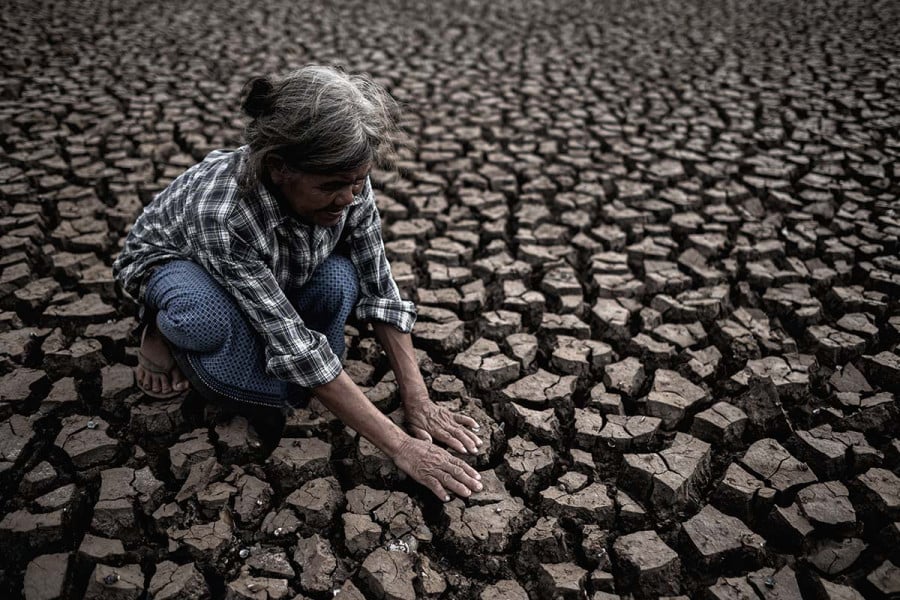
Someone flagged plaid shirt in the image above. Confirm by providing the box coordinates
[113,147,416,389]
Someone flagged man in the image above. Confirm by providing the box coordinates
[113,66,482,501]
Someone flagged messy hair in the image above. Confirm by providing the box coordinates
[238,65,402,189]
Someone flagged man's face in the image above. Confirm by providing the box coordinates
[270,162,370,227]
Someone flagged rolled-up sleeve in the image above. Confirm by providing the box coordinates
[348,180,417,332]
[191,222,343,389]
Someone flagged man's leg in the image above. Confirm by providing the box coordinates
[292,254,360,360]
[143,260,290,407]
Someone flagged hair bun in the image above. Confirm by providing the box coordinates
[241,76,274,118]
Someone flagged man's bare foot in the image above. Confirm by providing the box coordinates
[136,323,189,397]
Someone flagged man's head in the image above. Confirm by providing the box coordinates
[239,65,401,221]
[269,160,370,227]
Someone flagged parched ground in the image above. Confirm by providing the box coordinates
[1,0,899,598]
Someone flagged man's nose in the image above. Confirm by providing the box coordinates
[336,186,355,206]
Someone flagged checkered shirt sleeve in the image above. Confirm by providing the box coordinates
[349,181,417,333]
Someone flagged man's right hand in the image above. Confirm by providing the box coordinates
[392,436,483,501]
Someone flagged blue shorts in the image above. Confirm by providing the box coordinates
[142,255,359,408]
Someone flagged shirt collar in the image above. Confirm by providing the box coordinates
[235,146,291,228]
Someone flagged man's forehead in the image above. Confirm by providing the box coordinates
[315,163,371,183]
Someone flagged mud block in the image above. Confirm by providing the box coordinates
[540,481,615,526]
[603,357,645,398]
[504,402,561,444]
[214,416,262,464]
[865,560,900,599]
[538,562,587,599]
[479,580,528,600]
[0,414,35,474]
[613,530,681,598]
[501,436,557,495]
[621,433,710,518]
[574,408,605,451]
[504,332,538,370]
[230,471,272,526]
[54,415,118,470]
[680,504,765,569]
[690,402,747,447]
[519,516,572,567]
[265,437,331,490]
[500,369,577,411]
[807,537,865,576]
[224,576,290,600]
[77,534,126,565]
[740,438,818,499]
[91,466,164,542]
[712,462,776,523]
[853,468,900,522]
[168,428,214,480]
[294,533,337,594]
[790,425,881,479]
[23,552,70,600]
[128,397,185,439]
[166,515,232,562]
[283,476,342,529]
[84,563,144,600]
[443,496,531,555]
[453,337,520,390]
[746,566,803,600]
[645,368,709,429]
[597,415,661,453]
[148,561,209,600]
[343,512,382,556]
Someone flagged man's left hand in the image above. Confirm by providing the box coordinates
[403,392,482,455]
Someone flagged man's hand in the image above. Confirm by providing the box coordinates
[403,392,483,455]
[392,436,483,501]
[371,322,482,454]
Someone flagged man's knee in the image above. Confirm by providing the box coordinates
[149,261,237,352]
[156,291,232,351]
[316,255,359,311]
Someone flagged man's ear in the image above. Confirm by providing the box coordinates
[267,155,287,184]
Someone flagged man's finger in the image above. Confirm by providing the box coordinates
[461,426,483,448]
[411,427,432,444]
[440,470,473,498]
[449,464,483,492]
[454,413,479,429]
[453,427,479,454]
[445,426,477,454]
[444,434,468,454]
[452,457,482,482]
[424,476,450,502]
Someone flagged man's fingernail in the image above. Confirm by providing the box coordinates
[444,495,451,502]
[475,482,483,491]
[476,473,482,480]
[460,448,468,454]
[472,425,481,431]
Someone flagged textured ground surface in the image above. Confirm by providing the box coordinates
[2,0,900,598]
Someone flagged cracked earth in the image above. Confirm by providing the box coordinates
[1,0,900,598]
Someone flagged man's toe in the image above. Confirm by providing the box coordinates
[171,369,189,391]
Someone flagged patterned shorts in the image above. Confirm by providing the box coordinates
[143,255,359,408]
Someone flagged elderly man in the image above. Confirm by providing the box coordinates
[113,65,482,501]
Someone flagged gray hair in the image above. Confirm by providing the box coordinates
[238,65,401,190]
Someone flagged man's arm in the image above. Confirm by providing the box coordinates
[314,369,482,500]
[373,322,482,455]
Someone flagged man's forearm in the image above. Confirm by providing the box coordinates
[314,370,409,457]
[372,322,427,399]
